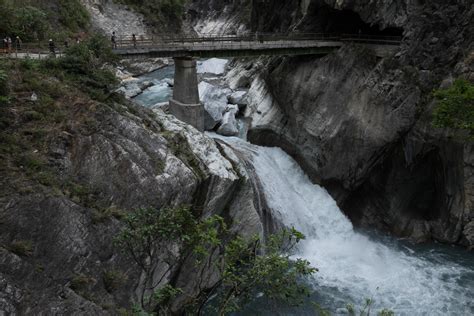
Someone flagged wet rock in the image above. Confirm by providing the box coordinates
[163,78,174,87]
[217,105,239,136]
[197,58,229,76]
[199,81,232,124]
[0,96,267,313]
[228,91,248,110]
[240,0,474,247]
[120,58,171,77]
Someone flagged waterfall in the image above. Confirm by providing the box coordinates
[218,135,474,315]
[134,60,473,315]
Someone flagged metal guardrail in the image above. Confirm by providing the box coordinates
[0,33,402,57]
[1,42,65,59]
[114,33,402,52]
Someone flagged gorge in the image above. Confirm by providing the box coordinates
[0,0,473,315]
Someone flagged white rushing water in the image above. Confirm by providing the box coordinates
[218,136,473,316]
[134,59,473,315]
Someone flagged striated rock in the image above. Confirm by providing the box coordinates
[228,90,248,109]
[217,105,239,136]
[120,58,171,77]
[0,95,269,313]
[198,81,232,125]
[237,0,474,247]
[197,58,229,76]
[80,0,149,36]
[188,1,250,35]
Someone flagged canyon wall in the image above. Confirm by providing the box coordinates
[239,0,474,247]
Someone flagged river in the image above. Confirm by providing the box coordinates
[131,60,474,315]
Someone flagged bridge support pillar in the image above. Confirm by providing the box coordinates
[169,57,205,131]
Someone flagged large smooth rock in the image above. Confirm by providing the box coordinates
[198,81,232,124]
[217,105,239,136]
[197,58,229,75]
[228,91,248,109]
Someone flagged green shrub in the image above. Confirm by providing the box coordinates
[23,110,45,122]
[42,34,119,101]
[115,0,186,29]
[70,274,95,291]
[8,240,33,256]
[12,6,48,41]
[0,68,9,106]
[58,0,90,32]
[115,207,316,314]
[103,269,127,292]
[0,0,90,40]
[433,79,474,137]
[92,206,126,224]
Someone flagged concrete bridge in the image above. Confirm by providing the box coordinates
[114,33,401,131]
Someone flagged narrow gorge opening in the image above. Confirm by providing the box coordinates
[342,146,447,230]
[301,3,404,37]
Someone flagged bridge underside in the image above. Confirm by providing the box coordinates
[116,46,340,58]
[118,40,399,131]
[116,43,398,59]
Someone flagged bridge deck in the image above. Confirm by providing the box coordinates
[114,40,347,58]
[113,33,401,58]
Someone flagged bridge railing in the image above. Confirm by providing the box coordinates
[1,33,402,57]
[114,32,402,50]
[0,42,65,59]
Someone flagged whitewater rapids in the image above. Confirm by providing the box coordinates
[218,136,473,315]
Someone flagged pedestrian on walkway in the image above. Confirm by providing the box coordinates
[49,39,56,57]
[6,37,12,53]
[2,37,7,54]
[132,33,137,49]
[15,36,21,51]
[111,31,117,49]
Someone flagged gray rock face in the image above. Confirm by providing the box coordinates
[228,90,248,109]
[199,81,232,127]
[217,105,239,136]
[80,0,149,36]
[0,100,268,314]
[240,1,474,247]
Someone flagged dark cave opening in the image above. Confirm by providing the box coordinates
[301,3,404,37]
[342,147,447,229]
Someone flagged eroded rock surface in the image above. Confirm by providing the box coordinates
[0,98,266,314]
[237,0,474,247]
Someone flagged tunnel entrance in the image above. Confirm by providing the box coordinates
[341,145,447,231]
[300,2,404,37]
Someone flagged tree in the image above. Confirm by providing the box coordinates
[200,228,316,315]
[115,206,224,312]
[432,79,474,138]
[115,206,316,315]
[12,5,48,41]
[0,68,8,105]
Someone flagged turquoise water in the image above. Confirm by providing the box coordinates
[133,66,174,106]
[135,64,474,316]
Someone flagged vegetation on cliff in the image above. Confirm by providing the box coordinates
[115,0,187,31]
[0,35,119,202]
[433,79,474,138]
[115,206,316,315]
[0,0,90,41]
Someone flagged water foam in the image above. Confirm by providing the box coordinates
[222,136,473,315]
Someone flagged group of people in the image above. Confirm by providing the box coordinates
[2,32,138,56]
[2,36,22,53]
[111,32,138,49]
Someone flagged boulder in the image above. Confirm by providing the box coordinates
[163,78,174,87]
[197,58,229,75]
[198,81,232,124]
[228,91,248,110]
[217,105,239,136]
